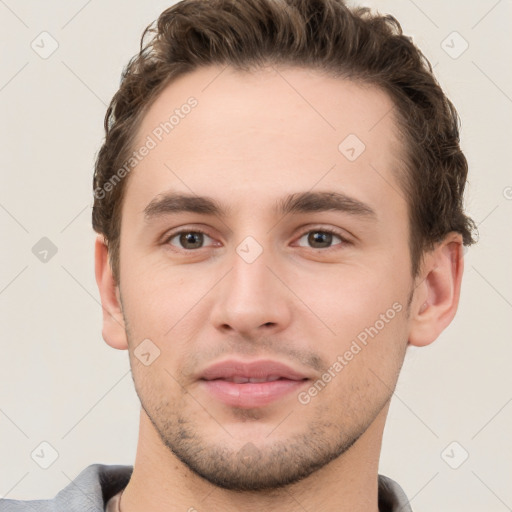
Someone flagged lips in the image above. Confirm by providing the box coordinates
[220,375,282,383]
[199,359,310,382]
[198,359,310,408]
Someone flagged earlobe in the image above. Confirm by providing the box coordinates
[408,233,464,347]
[94,235,128,350]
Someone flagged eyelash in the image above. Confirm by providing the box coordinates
[163,227,351,252]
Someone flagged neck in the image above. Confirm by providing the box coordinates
[119,406,388,512]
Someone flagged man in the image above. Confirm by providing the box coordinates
[1,0,476,510]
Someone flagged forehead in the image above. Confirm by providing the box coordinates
[124,65,406,221]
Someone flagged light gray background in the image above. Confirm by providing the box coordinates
[1,0,511,510]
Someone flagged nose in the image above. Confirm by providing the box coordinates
[209,243,293,338]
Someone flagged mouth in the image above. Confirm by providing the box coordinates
[206,375,300,383]
[198,359,311,408]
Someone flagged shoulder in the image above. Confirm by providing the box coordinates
[378,473,413,512]
[0,464,133,512]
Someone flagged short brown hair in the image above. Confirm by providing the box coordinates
[92,0,477,284]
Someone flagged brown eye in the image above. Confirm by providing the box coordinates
[167,231,212,250]
[296,230,344,249]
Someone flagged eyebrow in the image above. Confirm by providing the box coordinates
[143,190,377,222]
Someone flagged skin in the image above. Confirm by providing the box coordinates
[95,65,464,512]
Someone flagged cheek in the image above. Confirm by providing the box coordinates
[294,262,409,338]
[293,261,411,396]
[301,302,408,418]
[323,293,408,379]
[119,253,190,335]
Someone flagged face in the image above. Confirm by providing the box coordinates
[115,65,416,490]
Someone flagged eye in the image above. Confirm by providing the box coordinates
[296,228,347,250]
[166,230,214,250]
[164,227,349,252]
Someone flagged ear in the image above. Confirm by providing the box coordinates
[408,232,464,347]
[94,234,128,350]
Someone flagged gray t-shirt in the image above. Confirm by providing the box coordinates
[0,463,413,511]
